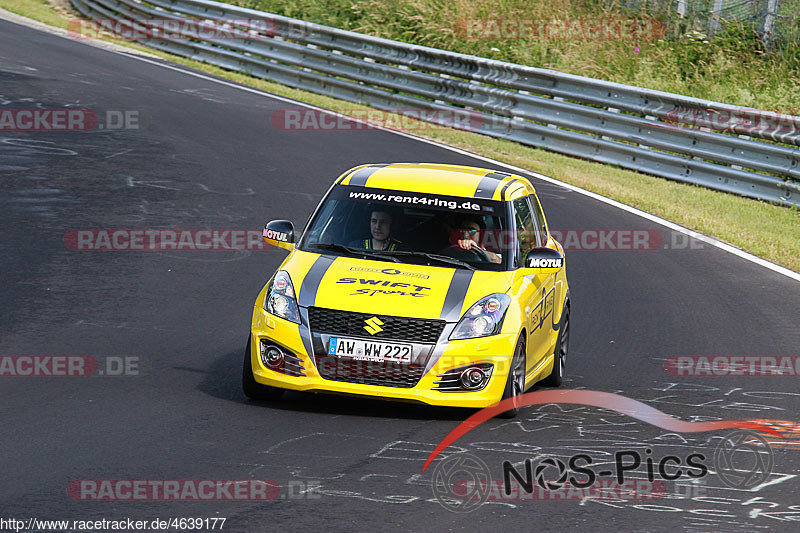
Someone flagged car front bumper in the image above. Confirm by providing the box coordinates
[249,306,518,408]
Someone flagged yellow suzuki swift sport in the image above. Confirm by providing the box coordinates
[244,163,570,417]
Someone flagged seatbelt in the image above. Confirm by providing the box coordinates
[365,239,397,251]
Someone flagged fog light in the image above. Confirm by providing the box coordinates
[261,344,284,369]
[460,367,487,390]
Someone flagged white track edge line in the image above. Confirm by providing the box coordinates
[3,9,798,283]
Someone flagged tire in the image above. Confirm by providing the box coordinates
[242,335,284,401]
[541,302,569,387]
[496,337,527,418]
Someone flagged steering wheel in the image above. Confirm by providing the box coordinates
[440,244,490,262]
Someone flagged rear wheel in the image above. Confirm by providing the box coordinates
[242,335,284,401]
[541,303,569,387]
[496,337,526,418]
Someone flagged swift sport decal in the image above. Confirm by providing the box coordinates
[337,277,431,297]
[336,278,430,291]
[351,288,428,297]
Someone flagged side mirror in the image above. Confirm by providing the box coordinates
[263,220,295,251]
[525,247,564,271]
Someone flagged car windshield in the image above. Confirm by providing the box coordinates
[298,185,511,271]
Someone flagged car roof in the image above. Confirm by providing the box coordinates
[335,163,534,201]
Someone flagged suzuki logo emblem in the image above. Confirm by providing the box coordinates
[364,317,384,335]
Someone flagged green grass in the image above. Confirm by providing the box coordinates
[3,0,66,26]
[1,0,799,273]
[231,0,800,112]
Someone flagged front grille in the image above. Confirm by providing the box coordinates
[308,307,445,343]
[281,353,306,377]
[313,355,425,388]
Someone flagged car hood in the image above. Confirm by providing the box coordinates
[284,251,513,321]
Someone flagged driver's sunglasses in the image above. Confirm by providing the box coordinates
[459,227,480,235]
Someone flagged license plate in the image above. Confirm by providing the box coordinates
[328,337,412,363]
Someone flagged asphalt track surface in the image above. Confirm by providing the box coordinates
[1,17,799,532]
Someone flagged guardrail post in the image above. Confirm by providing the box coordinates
[763,0,779,49]
[709,0,724,36]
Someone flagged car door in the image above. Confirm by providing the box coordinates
[512,195,556,378]
[529,192,564,347]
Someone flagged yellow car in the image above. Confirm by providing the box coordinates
[243,163,570,417]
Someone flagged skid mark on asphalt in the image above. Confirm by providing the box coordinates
[197,183,254,195]
[124,176,255,195]
[104,148,132,159]
[261,432,379,459]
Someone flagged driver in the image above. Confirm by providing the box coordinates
[452,215,501,264]
[350,208,403,251]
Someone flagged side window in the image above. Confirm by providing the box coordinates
[530,195,549,246]
[512,197,536,265]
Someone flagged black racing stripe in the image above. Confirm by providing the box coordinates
[439,269,475,321]
[298,308,315,359]
[499,178,520,200]
[474,172,505,199]
[347,164,388,186]
[298,255,335,308]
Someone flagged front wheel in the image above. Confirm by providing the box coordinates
[496,337,526,418]
[540,302,569,387]
[242,335,284,401]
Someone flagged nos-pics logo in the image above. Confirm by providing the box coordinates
[431,430,773,512]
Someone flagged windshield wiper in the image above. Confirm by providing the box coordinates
[372,250,474,270]
[308,243,401,262]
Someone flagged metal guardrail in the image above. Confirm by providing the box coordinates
[70,0,800,205]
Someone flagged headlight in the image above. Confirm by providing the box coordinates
[450,293,511,340]
[264,270,301,323]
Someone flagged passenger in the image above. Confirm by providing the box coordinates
[350,209,403,251]
[452,215,501,264]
